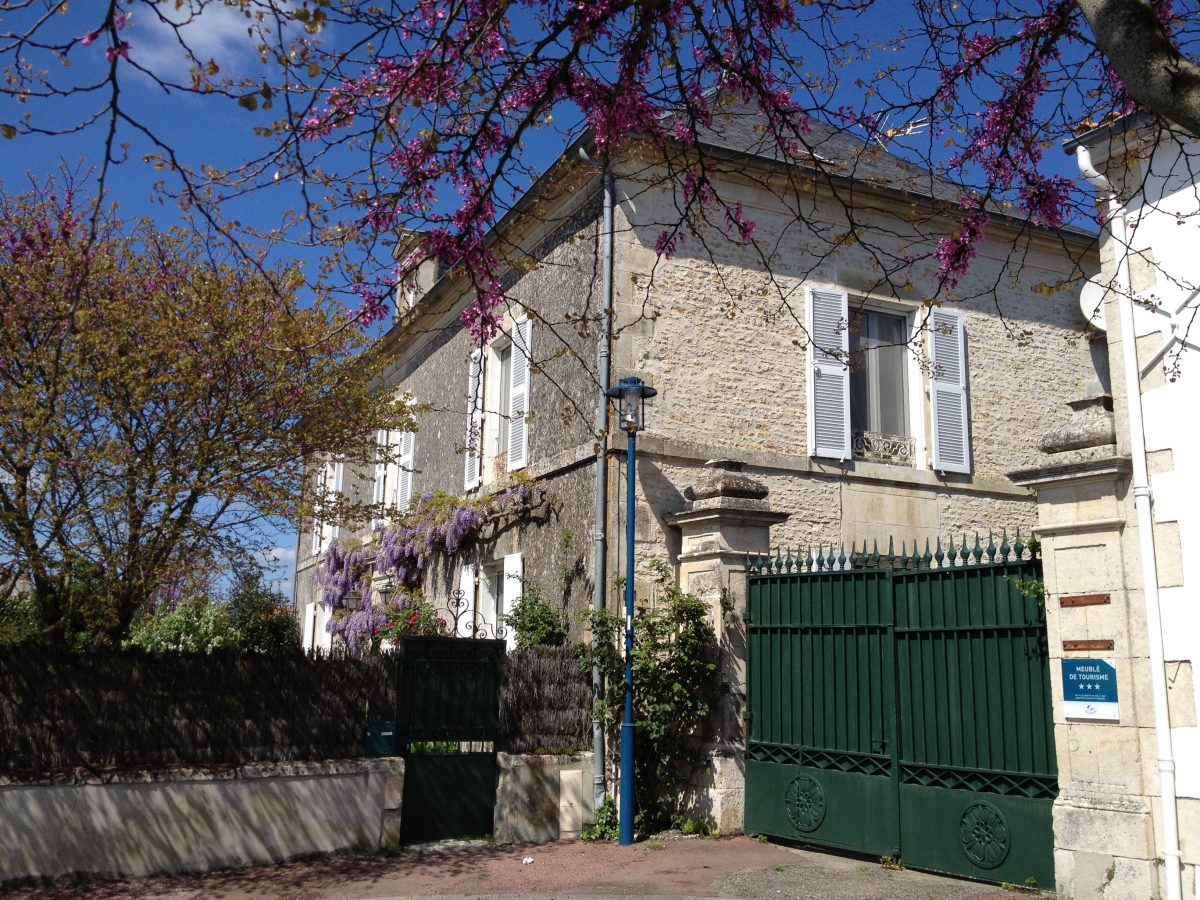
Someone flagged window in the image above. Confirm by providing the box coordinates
[465,315,532,490]
[310,459,343,555]
[373,427,415,527]
[458,554,521,647]
[849,309,912,464]
[807,288,970,473]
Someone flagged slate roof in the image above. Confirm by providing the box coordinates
[686,95,969,208]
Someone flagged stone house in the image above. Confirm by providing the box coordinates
[1011,114,1200,900]
[293,99,1101,833]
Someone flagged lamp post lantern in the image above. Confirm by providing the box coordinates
[604,375,656,846]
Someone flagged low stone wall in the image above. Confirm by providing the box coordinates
[494,752,594,843]
[0,757,404,884]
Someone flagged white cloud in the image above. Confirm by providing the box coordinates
[130,3,288,83]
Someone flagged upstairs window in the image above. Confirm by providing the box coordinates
[465,315,532,490]
[807,288,970,474]
[373,428,415,528]
[310,459,343,555]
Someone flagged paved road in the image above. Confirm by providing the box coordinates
[2,833,1045,899]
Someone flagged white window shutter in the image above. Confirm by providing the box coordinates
[807,288,851,460]
[501,552,522,650]
[930,308,971,474]
[372,430,388,525]
[396,430,415,511]
[464,349,483,490]
[457,564,477,637]
[310,463,328,555]
[508,316,531,471]
[329,462,344,539]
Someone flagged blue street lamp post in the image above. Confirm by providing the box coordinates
[604,375,656,846]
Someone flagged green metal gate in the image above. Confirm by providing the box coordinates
[394,635,506,842]
[744,536,1056,887]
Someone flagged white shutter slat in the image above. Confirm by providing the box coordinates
[372,429,387,515]
[330,462,344,539]
[464,349,483,489]
[396,430,415,511]
[501,552,522,650]
[807,288,851,460]
[457,564,477,638]
[930,308,971,474]
[508,317,531,471]
[311,463,328,555]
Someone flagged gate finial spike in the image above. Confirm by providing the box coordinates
[887,535,895,569]
[934,536,945,568]
[773,547,783,574]
[999,528,1010,562]
[923,538,933,569]
[871,539,880,568]
[986,530,997,562]
[1014,528,1025,560]
[784,546,794,573]
[838,544,847,571]
[849,540,859,570]
[961,533,971,565]
[972,532,983,564]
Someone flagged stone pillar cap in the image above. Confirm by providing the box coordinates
[684,459,769,502]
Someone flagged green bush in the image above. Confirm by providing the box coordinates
[225,566,300,653]
[579,559,718,832]
[0,595,40,646]
[126,566,298,654]
[581,797,620,841]
[507,580,567,649]
[126,597,238,653]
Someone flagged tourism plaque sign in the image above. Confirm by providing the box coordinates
[1062,658,1119,722]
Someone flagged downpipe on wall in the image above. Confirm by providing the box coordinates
[1074,144,1182,900]
[579,146,614,813]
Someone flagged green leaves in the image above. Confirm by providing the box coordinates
[578,559,718,830]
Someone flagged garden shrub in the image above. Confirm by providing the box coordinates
[579,559,718,833]
[507,579,566,649]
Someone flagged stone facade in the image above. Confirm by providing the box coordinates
[294,125,1102,842]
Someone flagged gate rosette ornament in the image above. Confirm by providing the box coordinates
[959,801,1011,869]
[784,773,826,833]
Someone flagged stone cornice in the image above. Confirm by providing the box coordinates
[1009,448,1131,489]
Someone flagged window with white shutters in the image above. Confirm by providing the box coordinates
[464,315,533,489]
[930,308,971,474]
[805,289,970,471]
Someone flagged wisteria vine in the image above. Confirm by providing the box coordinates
[317,481,547,653]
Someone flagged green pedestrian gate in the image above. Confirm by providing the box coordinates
[744,536,1057,887]
[394,635,506,842]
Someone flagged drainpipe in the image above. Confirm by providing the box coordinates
[1074,144,1182,900]
[580,146,614,812]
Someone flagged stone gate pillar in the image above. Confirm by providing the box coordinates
[666,459,788,834]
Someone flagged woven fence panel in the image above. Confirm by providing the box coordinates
[0,648,396,777]
[498,645,591,754]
